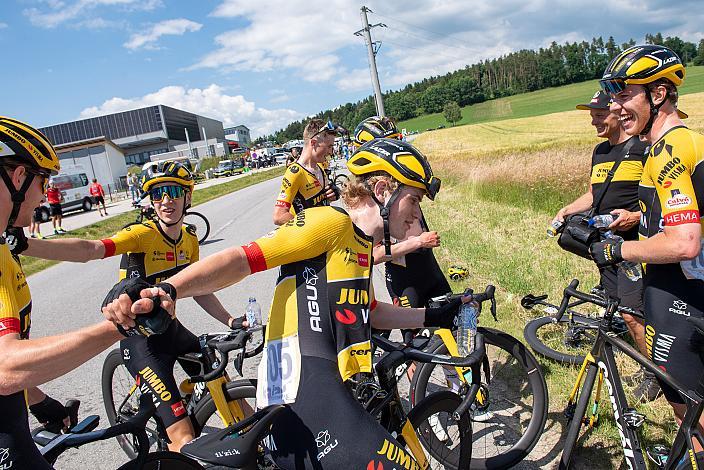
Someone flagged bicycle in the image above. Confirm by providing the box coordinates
[408,285,549,469]
[522,284,631,365]
[178,329,485,469]
[102,327,262,458]
[132,203,211,245]
[34,394,203,469]
[538,279,704,469]
[326,160,349,192]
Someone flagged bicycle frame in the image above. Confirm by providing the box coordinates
[432,328,488,408]
[563,309,704,469]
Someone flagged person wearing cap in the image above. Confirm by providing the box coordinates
[552,90,658,400]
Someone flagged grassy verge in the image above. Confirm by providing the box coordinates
[399,65,704,132]
[413,95,704,466]
[21,167,285,276]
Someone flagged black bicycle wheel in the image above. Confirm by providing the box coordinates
[193,379,257,435]
[102,348,167,459]
[560,363,599,469]
[406,390,472,470]
[116,451,204,469]
[410,328,548,469]
[524,314,600,365]
[184,211,210,245]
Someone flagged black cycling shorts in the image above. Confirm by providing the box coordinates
[599,264,643,313]
[385,248,450,308]
[92,195,105,205]
[121,320,200,428]
[33,207,43,223]
[269,356,418,470]
[643,265,704,404]
[49,203,62,217]
[0,393,53,469]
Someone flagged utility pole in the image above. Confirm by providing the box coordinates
[355,6,386,117]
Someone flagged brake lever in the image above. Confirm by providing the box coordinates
[490,297,497,322]
[234,351,245,377]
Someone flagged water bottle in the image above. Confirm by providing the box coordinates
[589,216,642,281]
[245,297,262,329]
[547,220,563,237]
[457,301,479,357]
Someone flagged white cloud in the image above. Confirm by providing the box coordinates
[23,0,162,29]
[78,84,303,138]
[0,22,8,29]
[124,19,202,50]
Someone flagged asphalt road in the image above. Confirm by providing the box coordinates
[29,168,392,468]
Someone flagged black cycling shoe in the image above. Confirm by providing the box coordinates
[634,370,662,403]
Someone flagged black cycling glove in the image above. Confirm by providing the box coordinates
[155,282,177,301]
[3,226,28,255]
[102,277,173,337]
[29,395,68,432]
[424,297,462,328]
[589,238,623,267]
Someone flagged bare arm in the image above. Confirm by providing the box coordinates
[370,301,425,330]
[621,223,701,264]
[372,232,441,265]
[0,322,121,395]
[24,237,105,262]
[169,246,252,299]
[554,187,593,222]
[194,293,234,327]
[273,206,294,226]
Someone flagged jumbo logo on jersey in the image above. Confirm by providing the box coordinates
[336,288,369,305]
[335,309,357,325]
[376,439,421,470]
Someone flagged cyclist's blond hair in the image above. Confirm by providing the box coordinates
[342,173,399,208]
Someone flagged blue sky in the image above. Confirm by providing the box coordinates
[2,0,703,138]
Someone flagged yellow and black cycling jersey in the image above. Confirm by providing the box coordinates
[275,162,329,215]
[639,126,704,280]
[241,206,376,407]
[101,219,199,284]
[590,136,647,212]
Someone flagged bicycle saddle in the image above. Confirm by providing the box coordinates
[180,404,287,469]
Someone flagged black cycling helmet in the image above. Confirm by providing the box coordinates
[347,138,441,257]
[600,45,685,135]
[0,117,61,227]
[352,116,401,148]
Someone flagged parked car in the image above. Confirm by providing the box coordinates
[213,159,245,178]
[273,152,290,165]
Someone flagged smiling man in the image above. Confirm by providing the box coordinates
[553,90,656,400]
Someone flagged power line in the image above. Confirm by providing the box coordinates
[378,36,471,64]
[381,21,479,56]
[373,10,477,51]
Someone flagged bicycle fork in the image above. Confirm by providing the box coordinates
[565,353,602,429]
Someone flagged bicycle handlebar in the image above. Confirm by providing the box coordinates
[372,332,486,368]
[189,327,263,383]
[430,285,497,321]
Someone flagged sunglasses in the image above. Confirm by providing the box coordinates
[312,120,347,139]
[150,185,185,202]
[599,78,627,96]
[26,168,50,193]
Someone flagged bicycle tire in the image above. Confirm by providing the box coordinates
[184,211,210,245]
[116,451,204,469]
[410,327,548,469]
[524,314,600,365]
[192,379,257,435]
[102,348,167,459]
[406,390,472,470]
[560,363,599,469]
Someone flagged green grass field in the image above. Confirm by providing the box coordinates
[399,65,704,132]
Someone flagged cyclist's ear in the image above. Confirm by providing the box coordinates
[184,190,192,209]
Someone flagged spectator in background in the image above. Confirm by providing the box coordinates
[46,180,66,235]
[89,178,108,217]
[30,200,44,239]
[252,150,258,169]
[127,173,138,201]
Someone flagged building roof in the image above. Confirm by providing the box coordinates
[54,136,124,154]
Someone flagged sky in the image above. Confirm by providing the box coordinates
[2,0,704,138]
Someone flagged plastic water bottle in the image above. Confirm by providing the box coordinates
[588,215,643,282]
[245,297,262,329]
[547,220,563,237]
[457,301,479,356]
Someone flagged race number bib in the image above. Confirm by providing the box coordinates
[256,335,301,407]
[681,240,704,281]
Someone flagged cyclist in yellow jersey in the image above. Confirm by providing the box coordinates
[272,118,342,225]
[591,45,704,439]
[0,117,126,469]
[103,139,465,469]
[20,161,238,451]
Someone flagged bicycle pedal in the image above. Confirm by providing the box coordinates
[623,408,645,428]
[563,403,576,421]
[646,444,670,468]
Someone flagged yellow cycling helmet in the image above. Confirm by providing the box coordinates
[348,138,440,200]
[600,45,685,135]
[0,117,61,226]
[140,160,195,193]
[352,116,401,148]
[448,265,468,281]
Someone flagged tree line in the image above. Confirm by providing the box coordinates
[254,33,704,145]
